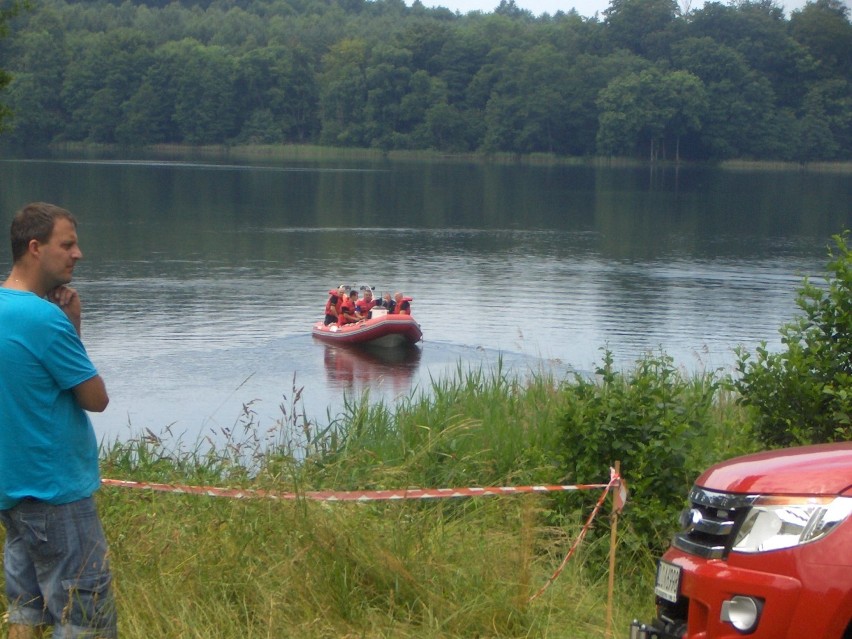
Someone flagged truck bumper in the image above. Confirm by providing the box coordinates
[632,547,806,639]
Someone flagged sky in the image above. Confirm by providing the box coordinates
[412,0,843,19]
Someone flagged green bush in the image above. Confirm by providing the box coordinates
[555,350,721,556]
[733,232,852,446]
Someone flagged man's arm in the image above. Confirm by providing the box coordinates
[73,375,109,412]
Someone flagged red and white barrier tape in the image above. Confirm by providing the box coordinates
[102,469,626,602]
[101,478,611,502]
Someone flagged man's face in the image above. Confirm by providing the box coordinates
[38,217,82,288]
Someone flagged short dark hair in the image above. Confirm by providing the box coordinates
[9,202,77,262]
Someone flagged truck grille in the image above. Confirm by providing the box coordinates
[671,487,756,559]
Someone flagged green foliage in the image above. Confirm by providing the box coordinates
[603,0,679,59]
[0,0,851,160]
[556,349,722,554]
[670,35,782,159]
[789,0,852,83]
[596,66,706,159]
[733,232,852,446]
[0,0,29,133]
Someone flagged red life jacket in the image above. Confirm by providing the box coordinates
[392,297,413,314]
[338,297,358,325]
[356,298,377,315]
[324,291,340,316]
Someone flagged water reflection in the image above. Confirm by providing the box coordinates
[322,343,422,394]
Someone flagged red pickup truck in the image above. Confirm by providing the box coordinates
[629,442,852,639]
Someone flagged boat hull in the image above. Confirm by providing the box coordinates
[312,314,422,347]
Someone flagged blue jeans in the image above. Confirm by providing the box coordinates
[0,496,117,638]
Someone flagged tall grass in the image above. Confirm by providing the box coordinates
[1,356,758,638]
[314,360,567,492]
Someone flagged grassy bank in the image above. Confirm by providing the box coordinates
[48,141,626,166]
[101,485,652,638]
[17,356,749,638]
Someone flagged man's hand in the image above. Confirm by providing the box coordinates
[47,285,82,335]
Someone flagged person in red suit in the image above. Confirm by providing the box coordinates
[391,291,412,314]
[356,288,378,318]
[323,289,342,325]
[338,289,362,325]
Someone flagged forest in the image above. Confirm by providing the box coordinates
[0,0,850,161]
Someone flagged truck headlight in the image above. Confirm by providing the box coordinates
[732,496,852,553]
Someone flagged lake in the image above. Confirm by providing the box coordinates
[0,154,850,446]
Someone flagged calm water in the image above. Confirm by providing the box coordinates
[0,155,850,444]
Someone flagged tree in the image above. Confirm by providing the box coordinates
[1,72,66,145]
[396,19,451,71]
[117,43,182,144]
[734,233,852,447]
[170,41,239,144]
[0,0,25,132]
[430,26,490,106]
[596,66,705,160]
[494,0,535,20]
[793,80,850,161]
[363,43,415,148]
[562,50,650,156]
[1,24,69,145]
[397,69,446,147]
[482,43,576,154]
[789,0,852,83]
[671,36,779,159]
[235,45,320,143]
[318,38,370,146]
[422,101,481,151]
[603,0,680,59]
[659,69,707,162]
[61,30,153,143]
[688,1,816,111]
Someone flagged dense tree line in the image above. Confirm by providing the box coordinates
[0,0,24,132]
[0,0,850,161]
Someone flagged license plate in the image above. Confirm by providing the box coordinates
[654,560,682,603]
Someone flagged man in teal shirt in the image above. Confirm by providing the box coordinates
[0,202,116,639]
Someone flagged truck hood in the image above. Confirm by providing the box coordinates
[696,442,852,495]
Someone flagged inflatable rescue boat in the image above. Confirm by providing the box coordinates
[312,308,422,347]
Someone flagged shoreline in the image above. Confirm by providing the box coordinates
[8,142,852,172]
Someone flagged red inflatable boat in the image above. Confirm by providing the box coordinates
[312,309,423,347]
